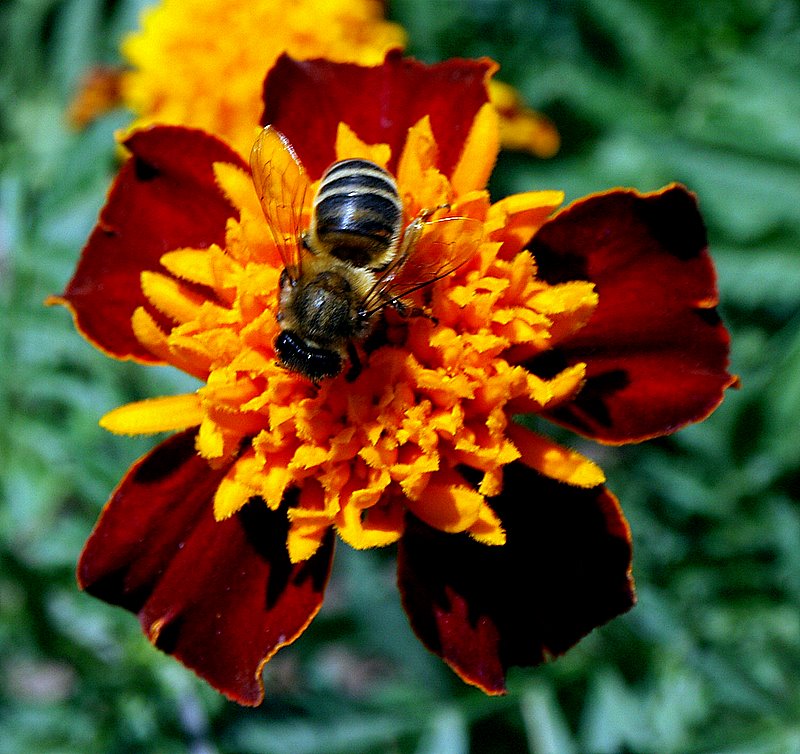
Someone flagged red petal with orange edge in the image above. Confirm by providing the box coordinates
[528,184,734,444]
[59,126,245,362]
[397,463,634,694]
[78,431,334,706]
[261,51,493,179]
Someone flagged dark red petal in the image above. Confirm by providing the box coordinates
[397,463,634,694]
[78,431,334,706]
[528,184,735,443]
[261,51,494,179]
[55,126,246,362]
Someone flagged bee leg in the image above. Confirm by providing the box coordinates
[396,202,452,261]
[345,342,362,382]
[416,202,451,223]
[390,298,438,326]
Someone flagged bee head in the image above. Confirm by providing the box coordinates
[274,330,343,382]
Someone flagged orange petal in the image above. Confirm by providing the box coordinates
[467,502,506,545]
[335,122,391,167]
[335,498,404,550]
[140,271,206,325]
[100,394,203,436]
[451,102,500,196]
[507,422,605,488]
[489,80,560,158]
[287,521,333,563]
[405,476,484,533]
[486,190,563,259]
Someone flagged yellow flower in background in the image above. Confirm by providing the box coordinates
[120,0,405,156]
[70,0,559,158]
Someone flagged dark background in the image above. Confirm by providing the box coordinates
[2,0,799,751]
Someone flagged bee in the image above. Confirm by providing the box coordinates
[250,125,482,382]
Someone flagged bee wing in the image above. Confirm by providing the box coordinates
[249,125,311,281]
[361,216,484,315]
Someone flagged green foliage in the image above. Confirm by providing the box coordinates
[2,0,799,751]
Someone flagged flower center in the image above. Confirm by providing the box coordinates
[121,135,598,562]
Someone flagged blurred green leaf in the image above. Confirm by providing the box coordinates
[520,682,577,754]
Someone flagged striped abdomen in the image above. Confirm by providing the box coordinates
[312,159,403,268]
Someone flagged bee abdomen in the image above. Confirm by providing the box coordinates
[313,159,402,267]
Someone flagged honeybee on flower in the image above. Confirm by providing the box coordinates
[251,125,483,381]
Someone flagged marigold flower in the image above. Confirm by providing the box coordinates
[120,0,403,157]
[51,53,734,706]
[77,0,559,158]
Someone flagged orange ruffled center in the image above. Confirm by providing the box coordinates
[103,112,601,562]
